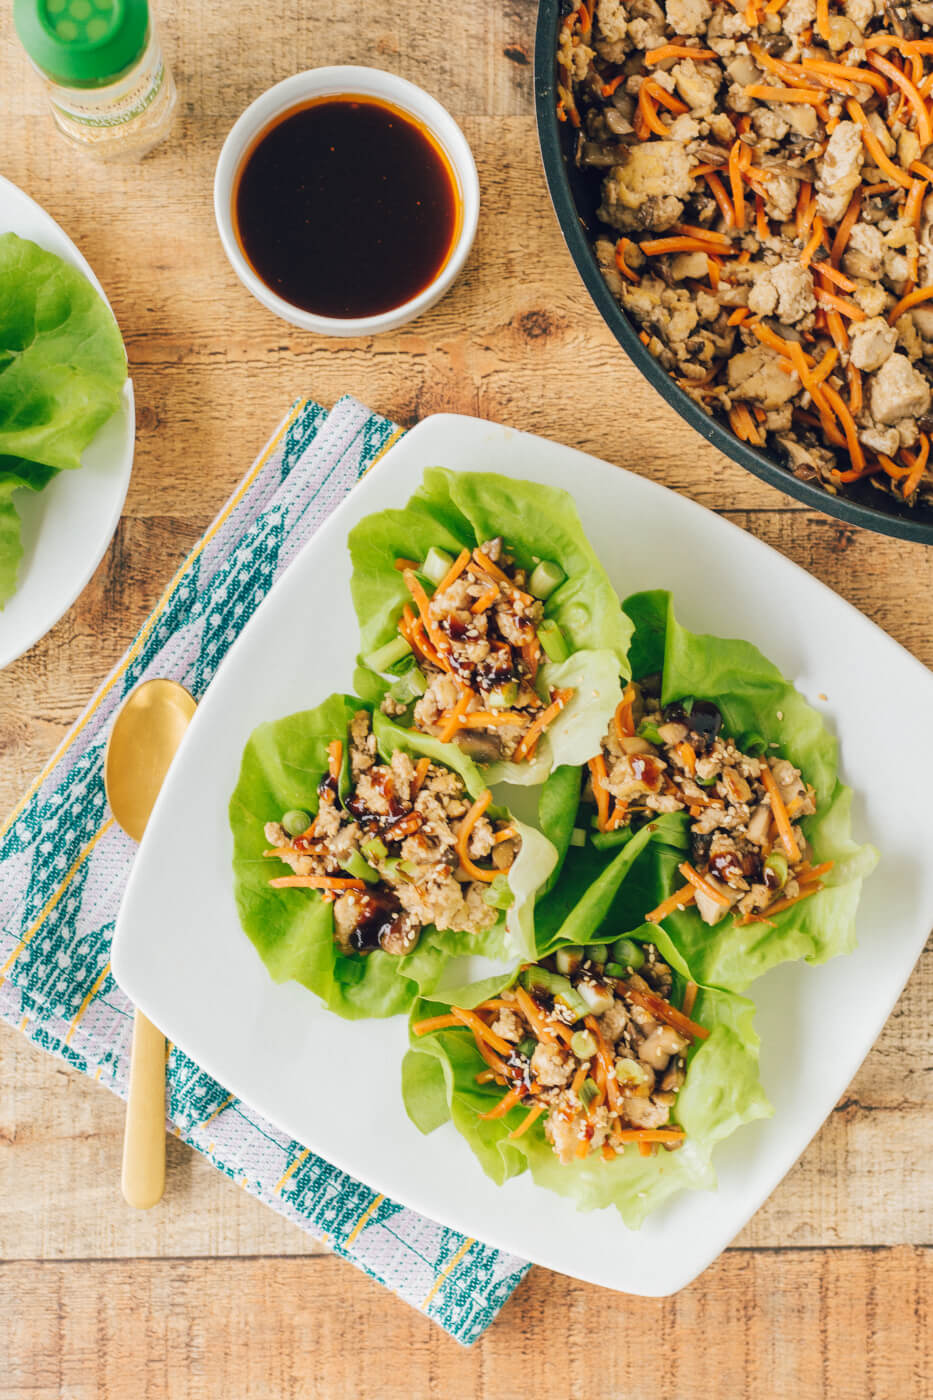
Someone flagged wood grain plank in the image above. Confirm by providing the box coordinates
[4,1251,930,1400]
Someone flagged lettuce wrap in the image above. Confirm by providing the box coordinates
[535,591,877,992]
[229,693,557,1019]
[402,925,771,1228]
[348,468,631,785]
[0,234,128,606]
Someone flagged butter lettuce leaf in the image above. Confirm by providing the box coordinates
[0,233,127,606]
[402,929,771,1227]
[348,468,631,785]
[229,694,556,1019]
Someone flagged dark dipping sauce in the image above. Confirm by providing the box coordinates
[233,96,460,319]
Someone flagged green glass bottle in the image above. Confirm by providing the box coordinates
[14,0,176,159]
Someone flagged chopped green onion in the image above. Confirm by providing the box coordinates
[570,1029,598,1059]
[518,1035,537,1059]
[580,1077,599,1107]
[398,859,419,877]
[555,946,583,976]
[520,967,589,1019]
[584,943,608,965]
[615,1057,653,1090]
[360,836,387,863]
[637,720,663,745]
[339,850,380,885]
[765,850,789,888]
[536,619,569,663]
[604,961,626,978]
[363,635,412,674]
[388,665,428,704]
[281,808,311,837]
[422,546,454,585]
[487,680,519,708]
[569,827,587,848]
[610,937,645,970]
[528,560,566,600]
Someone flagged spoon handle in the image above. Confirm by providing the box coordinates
[121,1007,167,1209]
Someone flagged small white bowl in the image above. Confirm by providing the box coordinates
[214,66,480,337]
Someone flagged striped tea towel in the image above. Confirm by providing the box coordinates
[0,394,530,1345]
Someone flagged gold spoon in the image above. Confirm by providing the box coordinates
[104,678,197,1209]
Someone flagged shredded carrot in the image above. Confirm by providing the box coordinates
[702,171,736,226]
[867,52,933,145]
[846,99,913,189]
[730,403,763,445]
[470,584,500,614]
[513,985,560,1045]
[607,801,629,831]
[614,683,636,742]
[830,190,861,266]
[795,180,813,238]
[570,1061,590,1098]
[393,557,421,571]
[644,44,717,64]
[456,790,498,882]
[727,306,751,325]
[821,380,866,475]
[471,547,510,584]
[509,1103,547,1139]
[412,755,431,796]
[801,57,887,97]
[815,261,856,293]
[475,1069,500,1085]
[327,739,342,785]
[690,162,724,178]
[616,1128,687,1144]
[901,433,930,497]
[478,1085,523,1120]
[764,0,786,12]
[584,1016,623,1113]
[435,547,471,594]
[457,711,526,729]
[909,158,933,182]
[438,688,474,743]
[825,307,849,354]
[756,195,769,242]
[639,235,730,256]
[761,765,800,861]
[644,883,696,923]
[707,254,721,289]
[809,345,839,386]
[815,0,831,43]
[637,80,672,138]
[269,874,366,891]
[625,985,710,1041]
[451,1004,514,1057]
[513,688,574,762]
[492,827,518,845]
[744,84,827,104]
[678,860,730,906]
[588,753,612,831]
[799,213,825,268]
[738,885,822,923]
[615,239,640,284]
[674,741,697,775]
[814,286,866,320]
[888,284,933,323]
[847,362,863,416]
[673,222,731,246]
[413,1014,466,1036]
[601,74,626,97]
[797,860,836,884]
[403,570,451,670]
[682,981,699,1019]
[728,138,746,230]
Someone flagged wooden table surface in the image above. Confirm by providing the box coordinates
[1,2,930,1396]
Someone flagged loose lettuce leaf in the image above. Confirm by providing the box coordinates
[0,233,127,605]
[0,233,126,470]
[348,468,631,784]
[402,930,771,1227]
[612,592,876,989]
[229,694,557,1019]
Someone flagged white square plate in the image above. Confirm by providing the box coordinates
[113,415,933,1295]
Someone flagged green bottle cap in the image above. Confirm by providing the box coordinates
[14,0,150,88]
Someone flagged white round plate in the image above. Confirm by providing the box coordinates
[0,174,135,669]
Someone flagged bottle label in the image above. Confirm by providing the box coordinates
[46,31,166,129]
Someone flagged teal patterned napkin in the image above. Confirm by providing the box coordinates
[0,395,530,1344]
